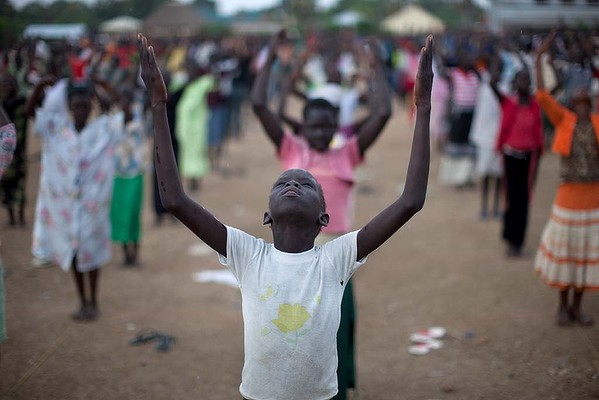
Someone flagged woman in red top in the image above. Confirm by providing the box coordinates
[490,65,544,257]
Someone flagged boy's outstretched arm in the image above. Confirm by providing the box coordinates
[356,35,433,261]
[251,30,286,151]
[277,49,310,135]
[356,38,392,157]
[138,34,227,256]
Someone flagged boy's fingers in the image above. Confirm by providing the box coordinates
[149,46,155,66]
[425,36,432,55]
[142,36,148,59]
[139,36,147,65]
[423,36,433,69]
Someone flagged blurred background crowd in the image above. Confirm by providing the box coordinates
[1,1,598,399]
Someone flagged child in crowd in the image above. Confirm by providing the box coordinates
[437,48,480,188]
[138,32,432,400]
[490,64,544,258]
[277,45,368,148]
[175,60,212,192]
[110,86,149,266]
[206,52,234,174]
[0,104,17,355]
[27,76,124,321]
[469,54,503,220]
[534,32,599,327]
[251,31,392,400]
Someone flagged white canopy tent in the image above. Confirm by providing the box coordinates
[99,16,143,34]
[381,4,445,35]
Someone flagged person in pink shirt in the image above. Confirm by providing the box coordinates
[490,68,544,258]
[251,30,392,400]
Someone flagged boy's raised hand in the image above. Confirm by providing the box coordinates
[414,35,434,109]
[137,34,167,108]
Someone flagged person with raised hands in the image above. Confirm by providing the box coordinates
[251,29,393,399]
[533,31,599,327]
[138,32,434,400]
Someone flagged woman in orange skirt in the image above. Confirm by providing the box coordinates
[534,32,599,327]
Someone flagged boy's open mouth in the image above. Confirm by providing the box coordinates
[282,188,299,197]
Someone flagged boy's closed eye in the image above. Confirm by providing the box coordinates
[299,180,317,189]
[272,179,316,190]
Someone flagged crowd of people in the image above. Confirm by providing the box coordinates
[0,25,597,399]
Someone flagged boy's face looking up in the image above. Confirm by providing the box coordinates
[301,105,338,152]
[266,169,328,228]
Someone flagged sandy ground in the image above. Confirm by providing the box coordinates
[1,101,598,400]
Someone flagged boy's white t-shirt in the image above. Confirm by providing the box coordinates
[219,226,366,400]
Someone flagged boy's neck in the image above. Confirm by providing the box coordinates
[271,224,319,253]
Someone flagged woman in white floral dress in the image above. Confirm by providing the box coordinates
[28,78,124,321]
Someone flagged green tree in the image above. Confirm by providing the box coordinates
[282,0,317,31]
[126,0,167,18]
[46,1,98,24]
[0,0,22,46]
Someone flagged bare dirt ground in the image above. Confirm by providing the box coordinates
[1,102,598,400]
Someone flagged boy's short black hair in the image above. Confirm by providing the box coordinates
[302,98,339,120]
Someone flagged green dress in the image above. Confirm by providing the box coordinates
[175,75,214,179]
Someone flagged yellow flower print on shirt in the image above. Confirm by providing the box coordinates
[266,304,312,349]
[259,285,278,302]
[272,304,310,333]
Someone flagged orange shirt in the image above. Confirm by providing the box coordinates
[535,90,599,157]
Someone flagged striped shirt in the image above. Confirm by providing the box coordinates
[450,68,479,108]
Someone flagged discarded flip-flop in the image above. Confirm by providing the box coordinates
[129,331,162,346]
[407,339,443,356]
[155,334,176,352]
[409,326,446,343]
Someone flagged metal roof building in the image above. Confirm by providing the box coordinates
[22,24,88,40]
[487,0,599,31]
